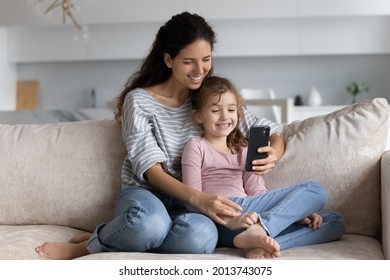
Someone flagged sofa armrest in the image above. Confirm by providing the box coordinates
[381,150,390,259]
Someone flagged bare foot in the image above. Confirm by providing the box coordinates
[244,247,274,259]
[35,240,89,260]
[233,223,281,258]
[224,212,259,230]
[70,232,92,244]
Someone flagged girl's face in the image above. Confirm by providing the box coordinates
[164,39,212,90]
[195,91,238,139]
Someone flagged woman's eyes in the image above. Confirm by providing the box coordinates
[183,58,211,65]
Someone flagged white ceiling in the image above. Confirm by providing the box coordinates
[0,0,293,27]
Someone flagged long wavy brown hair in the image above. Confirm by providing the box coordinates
[114,12,216,121]
[191,76,248,152]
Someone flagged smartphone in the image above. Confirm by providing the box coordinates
[245,125,270,172]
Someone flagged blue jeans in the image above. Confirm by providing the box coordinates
[87,186,218,254]
[217,181,346,250]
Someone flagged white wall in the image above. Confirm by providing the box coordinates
[3,0,390,26]
[215,55,390,105]
[2,1,390,110]
[0,28,16,110]
[16,54,389,109]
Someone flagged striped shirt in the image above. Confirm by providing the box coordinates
[120,88,279,189]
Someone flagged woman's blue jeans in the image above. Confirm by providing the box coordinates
[217,181,346,250]
[87,186,218,254]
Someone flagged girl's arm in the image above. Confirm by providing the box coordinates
[243,171,268,196]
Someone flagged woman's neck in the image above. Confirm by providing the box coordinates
[146,79,189,108]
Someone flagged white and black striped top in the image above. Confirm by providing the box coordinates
[120,88,279,189]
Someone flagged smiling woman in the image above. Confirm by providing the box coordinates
[35,11,234,260]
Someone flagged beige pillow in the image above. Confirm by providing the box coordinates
[0,119,127,232]
[264,98,389,237]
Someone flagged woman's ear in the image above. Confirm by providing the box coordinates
[192,110,203,124]
[164,53,173,68]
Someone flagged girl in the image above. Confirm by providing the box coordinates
[182,76,346,258]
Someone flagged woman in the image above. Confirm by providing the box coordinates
[35,12,284,259]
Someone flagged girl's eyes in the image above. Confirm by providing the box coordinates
[210,108,237,113]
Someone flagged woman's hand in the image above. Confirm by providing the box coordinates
[250,133,285,175]
[189,190,242,225]
[146,164,242,225]
[250,145,277,175]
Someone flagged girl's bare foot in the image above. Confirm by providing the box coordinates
[35,240,89,260]
[224,212,259,230]
[233,223,281,258]
[70,232,92,244]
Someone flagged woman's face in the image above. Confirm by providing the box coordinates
[164,39,212,90]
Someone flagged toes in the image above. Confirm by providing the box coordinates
[35,245,47,257]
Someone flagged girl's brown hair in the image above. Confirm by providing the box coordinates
[191,76,248,152]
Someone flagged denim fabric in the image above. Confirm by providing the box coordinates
[217,181,346,250]
[87,186,218,254]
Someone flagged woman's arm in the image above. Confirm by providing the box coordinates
[145,164,241,225]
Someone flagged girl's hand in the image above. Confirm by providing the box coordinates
[221,211,259,230]
[190,191,242,225]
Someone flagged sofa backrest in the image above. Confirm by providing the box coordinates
[1,98,388,237]
[0,119,127,232]
[264,98,389,238]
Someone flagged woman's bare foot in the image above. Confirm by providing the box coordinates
[70,232,92,244]
[224,212,259,230]
[233,223,281,258]
[35,240,89,260]
[244,247,273,259]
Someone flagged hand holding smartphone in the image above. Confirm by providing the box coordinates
[245,125,270,172]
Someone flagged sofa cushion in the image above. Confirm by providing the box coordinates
[0,119,127,232]
[264,98,389,237]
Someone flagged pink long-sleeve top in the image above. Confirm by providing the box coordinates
[181,137,268,198]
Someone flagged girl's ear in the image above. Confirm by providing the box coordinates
[192,110,203,124]
[164,53,173,68]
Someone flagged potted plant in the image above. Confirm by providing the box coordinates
[345,82,369,104]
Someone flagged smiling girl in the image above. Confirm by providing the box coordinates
[182,76,346,258]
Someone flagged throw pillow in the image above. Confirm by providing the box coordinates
[263,98,389,237]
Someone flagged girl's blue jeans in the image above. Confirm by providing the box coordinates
[87,181,345,254]
[86,185,218,254]
[217,181,346,250]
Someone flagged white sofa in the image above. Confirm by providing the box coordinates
[0,98,389,260]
